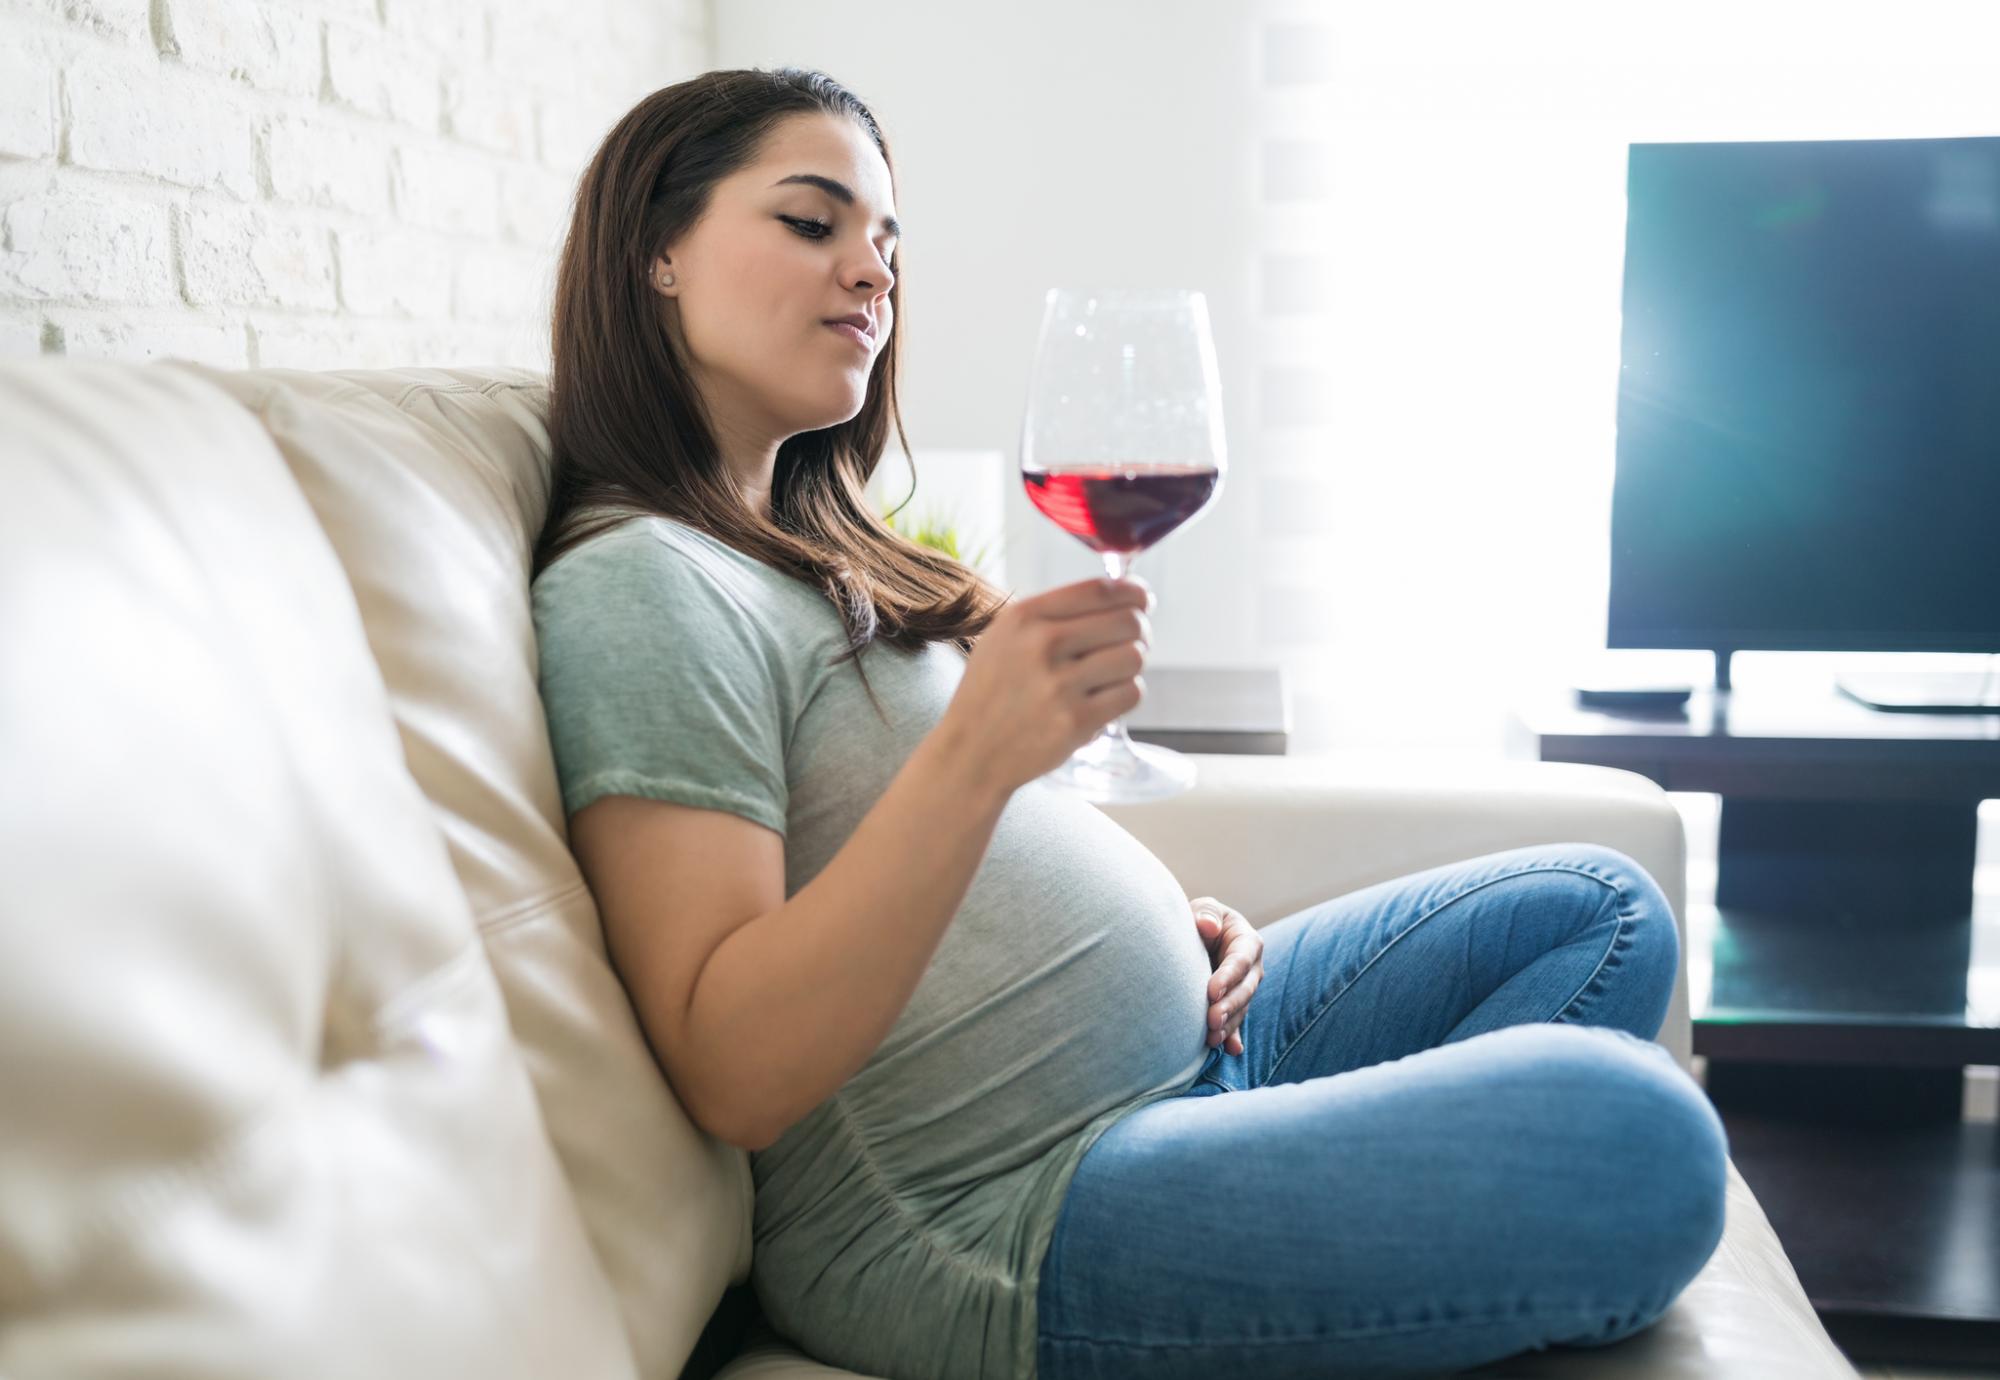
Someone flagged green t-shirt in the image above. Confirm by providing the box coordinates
[531,514,1212,1380]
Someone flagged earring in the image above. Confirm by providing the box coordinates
[658,270,674,288]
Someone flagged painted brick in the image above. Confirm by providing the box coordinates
[0,43,56,160]
[335,226,452,317]
[179,201,338,311]
[265,112,392,216]
[381,0,484,57]
[420,321,545,371]
[1,314,49,357]
[298,0,381,18]
[0,0,701,369]
[157,0,321,97]
[12,0,149,43]
[441,66,533,157]
[391,141,498,236]
[0,185,174,304]
[56,312,250,367]
[325,20,442,131]
[499,164,573,247]
[535,96,618,174]
[64,58,259,199]
[489,9,585,82]
[252,319,413,370]
[451,242,552,323]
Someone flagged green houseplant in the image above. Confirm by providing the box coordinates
[880,503,996,574]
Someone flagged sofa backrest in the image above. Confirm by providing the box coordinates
[0,358,645,1377]
[0,357,752,1380]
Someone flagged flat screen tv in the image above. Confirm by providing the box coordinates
[1608,134,2000,704]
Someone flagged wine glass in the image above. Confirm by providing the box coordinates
[1019,287,1228,803]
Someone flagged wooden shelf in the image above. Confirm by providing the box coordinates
[1511,678,2000,1366]
[1125,663,1289,755]
[1690,900,2000,1069]
[1717,1110,2000,1369]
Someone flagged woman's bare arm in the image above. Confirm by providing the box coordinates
[568,719,1012,1151]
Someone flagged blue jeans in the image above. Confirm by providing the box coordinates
[1035,843,1730,1379]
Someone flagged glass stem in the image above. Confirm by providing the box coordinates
[1100,550,1136,749]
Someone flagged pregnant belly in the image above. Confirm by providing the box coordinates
[836,907,1213,1190]
[772,779,1216,1196]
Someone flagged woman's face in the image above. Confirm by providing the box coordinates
[655,112,899,440]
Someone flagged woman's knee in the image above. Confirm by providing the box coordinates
[1559,843,1682,1019]
[1492,1025,1730,1309]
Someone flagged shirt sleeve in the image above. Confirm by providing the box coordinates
[531,526,791,837]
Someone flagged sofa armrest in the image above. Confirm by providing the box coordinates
[1092,753,1695,1073]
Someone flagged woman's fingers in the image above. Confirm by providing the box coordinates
[1231,968,1260,1017]
[1208,960,1236,1000]
[1208,921,1264,999]
[1229,924,1264,969]
[1218,1005,1247,1054]
[1209,968,1261,1024]
[1193,904,1225,957]
[1209,968,1261,1049]
[1197,903,1263,1054]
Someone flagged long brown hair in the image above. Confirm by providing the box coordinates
[531,67,1010,717]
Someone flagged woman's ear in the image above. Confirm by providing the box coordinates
[651,256,676,295]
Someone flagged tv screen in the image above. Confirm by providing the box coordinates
[1609,135,2000,654]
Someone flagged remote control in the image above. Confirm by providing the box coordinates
[1574,683,1693,709]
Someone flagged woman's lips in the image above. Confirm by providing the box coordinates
[825,321,871,349]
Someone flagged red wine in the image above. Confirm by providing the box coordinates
[1022,464,1219,554]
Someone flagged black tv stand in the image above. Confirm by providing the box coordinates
[1507,679,2000,1366]
[1705,649,2000,713]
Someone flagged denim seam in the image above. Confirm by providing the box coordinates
[1039,1284,1679,1350]
[1547,887,1636,1028]
[1264,862,1628,1086]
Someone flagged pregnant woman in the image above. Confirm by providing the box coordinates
[528,67,1729,1380]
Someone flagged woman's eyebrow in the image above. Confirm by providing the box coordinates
[770,173,902,239]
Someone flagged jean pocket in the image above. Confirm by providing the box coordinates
[1184,1046,1230,1095]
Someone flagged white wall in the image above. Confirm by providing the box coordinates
[0,0,707,371]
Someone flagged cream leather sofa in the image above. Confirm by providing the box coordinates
[0,357,1861,1380]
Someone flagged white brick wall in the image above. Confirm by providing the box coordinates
[0,0,709,371]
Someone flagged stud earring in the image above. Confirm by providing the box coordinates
[658,271,675,288]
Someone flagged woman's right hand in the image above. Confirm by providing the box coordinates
[937,574,1155,796]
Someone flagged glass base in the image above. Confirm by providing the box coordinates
[1040,731,1197,803]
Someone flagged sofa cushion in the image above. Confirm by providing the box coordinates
[0,358,635,1378]
[163,361,752,1380]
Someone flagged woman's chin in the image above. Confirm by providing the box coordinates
[805,388,869,428]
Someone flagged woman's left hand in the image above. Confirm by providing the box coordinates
[1190,896,1263,1056]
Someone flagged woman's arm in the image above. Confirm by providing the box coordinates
[573,721,1013,1152]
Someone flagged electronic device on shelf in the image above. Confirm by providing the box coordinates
[1572,680,1694,711]
[1607,134,2000,710]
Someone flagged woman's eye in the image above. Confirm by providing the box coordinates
[783,216,898,274]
